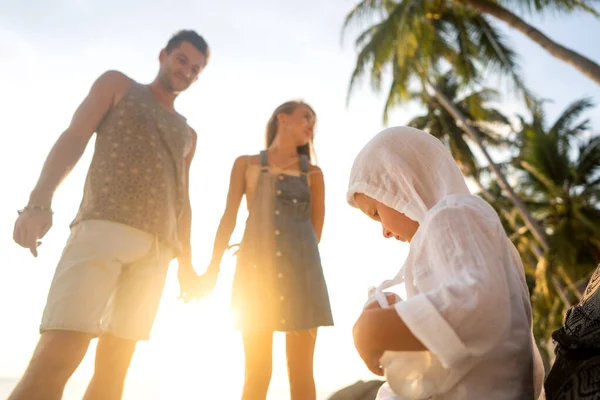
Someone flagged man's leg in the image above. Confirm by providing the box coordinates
[10,220,157,400]
[83,237,172,400]
[83,334,137,400]
[8,331,92,400]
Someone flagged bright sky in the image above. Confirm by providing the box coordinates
[1,0,599,398]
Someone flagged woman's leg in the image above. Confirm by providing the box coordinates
[241,330,274,400]
[286,328,318,400]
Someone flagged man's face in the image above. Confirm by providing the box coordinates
[158,41,207,93]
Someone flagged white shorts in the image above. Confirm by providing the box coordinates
[40,219,173,341]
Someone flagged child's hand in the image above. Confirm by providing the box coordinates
[353,308,387,376]
[364,292,400,310]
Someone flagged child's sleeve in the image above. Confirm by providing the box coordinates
[394,203,512,370]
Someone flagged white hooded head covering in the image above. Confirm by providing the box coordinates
[347,126,471,223]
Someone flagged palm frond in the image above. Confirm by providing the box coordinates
[470,14,532,100]
[342,0,397,43]
[549,97,594,137]
[520,160,560,194]
[575,135,600,184]
[497,0,600,17]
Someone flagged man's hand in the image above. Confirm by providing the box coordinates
[13,208,53,257]
[177,262,199,303]
[187,265,219,301]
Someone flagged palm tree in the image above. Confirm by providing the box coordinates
[512,97,600,360]
[406,72,552,266]
[514,97,600,278]
[343,0,550,249]
[457,0,600,85]
[407,71,509,179]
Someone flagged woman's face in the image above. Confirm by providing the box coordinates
[353,193,420,242]
[278,104,315,147]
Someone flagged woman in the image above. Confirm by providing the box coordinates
[199,100,333,400]
[346,126,544,399]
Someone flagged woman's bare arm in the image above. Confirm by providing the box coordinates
[309,166,325,242]
[208,155,247,271]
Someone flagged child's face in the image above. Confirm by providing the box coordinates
[354,193,420,242]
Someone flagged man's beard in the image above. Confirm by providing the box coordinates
[158,72,183,93]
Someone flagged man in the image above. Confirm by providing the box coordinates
[11,30,210,400]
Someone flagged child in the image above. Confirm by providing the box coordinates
[346,126,544,399]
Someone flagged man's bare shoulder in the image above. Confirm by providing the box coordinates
[93,70,132,98]
[97,70,132,86]
[187,126,198,140]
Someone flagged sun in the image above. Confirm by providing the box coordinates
[127,258,246,398]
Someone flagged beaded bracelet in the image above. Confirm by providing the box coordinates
[18,205,54,215]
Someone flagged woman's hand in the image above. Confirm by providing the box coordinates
[196,266,219,298]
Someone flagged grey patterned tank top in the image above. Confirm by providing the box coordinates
[72,81,189,252]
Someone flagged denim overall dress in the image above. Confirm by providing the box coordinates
[231,151,334,332]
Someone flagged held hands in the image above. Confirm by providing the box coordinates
[195,264,219,298]
[177,261,219,303]
[177,261,200,303]
[13,207,53,257]
[353,292,399,376]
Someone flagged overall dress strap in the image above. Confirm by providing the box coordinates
[260,150,269,172]
[300,154,309,174]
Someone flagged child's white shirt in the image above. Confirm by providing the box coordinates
[346,127,545,399]
[371,195,545,400]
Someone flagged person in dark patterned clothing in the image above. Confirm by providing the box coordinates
[11,30,210,400]
[545,263,600,399]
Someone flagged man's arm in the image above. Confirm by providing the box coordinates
[14,71,129,256]
[27,70,129,207]
[177,127,198,265]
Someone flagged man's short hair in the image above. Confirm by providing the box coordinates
[165,30,210,64]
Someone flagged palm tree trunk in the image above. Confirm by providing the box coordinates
[457,0,600,85]
[474,178,545,259]
[474,178,547,265]
[428,81,550,251]
[551,275,572,308]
